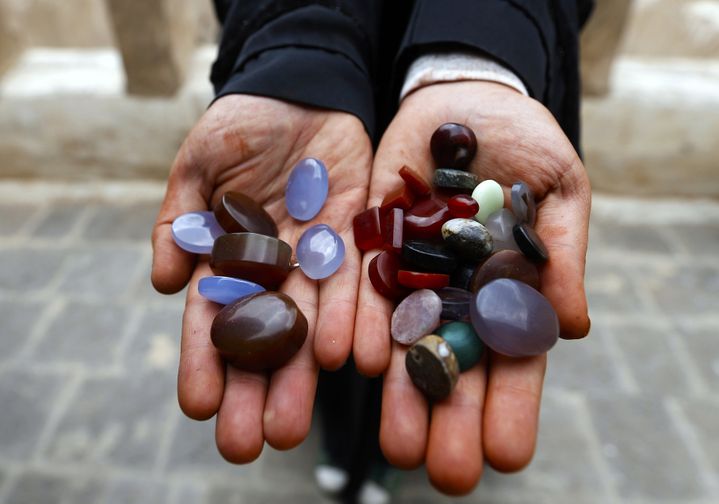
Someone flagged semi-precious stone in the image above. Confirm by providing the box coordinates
[450,263,477,291]
[447,194,479,219]
[198,276,265,305]
[433,168,479,192]
[484,208,520,252]
[171,211,225,254]
[402,240,457,274]
[368,251,407,300]
[441,218,493,262]
[353,207,383,251]
[470,249,540,292]
[210,232,292,289]
[213,191,278,237]
[511,181,536,226]
[436,321,484,372]
[406,334,460,401]
[398,270,450,289]
[382,208,404,254]
[513,223,549,263]
[472,179,504,224]
[399,165,432,197]
[470,279,559,357]
[297,224,345,280]
[436,287,472,321]
[285,158,329,221]
[211,291,308,371]
[403,197,451,240]
[380,184,414,212]
[391,289,442,345]
[430,123,477,170]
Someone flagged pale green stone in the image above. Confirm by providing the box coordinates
[472,180,504,224]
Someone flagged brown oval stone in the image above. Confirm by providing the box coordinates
[211,291,308,372]
[214,191,278,237]
[470,249,540,292]
[210,233,292,289]
[405,334,460,402]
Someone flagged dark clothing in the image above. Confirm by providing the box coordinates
[211,0,594,149]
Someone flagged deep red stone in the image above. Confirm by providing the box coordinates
[399,165,432,197]
[398,270,450,289]
[353,207,383,251]
[380,184,415,212]
[404,197,451,240]
[368,251,408,300]
[447,194,480,218]
[430,123,478,169]
[382,208,404,254]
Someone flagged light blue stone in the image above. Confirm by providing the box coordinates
[171,211,224,254]
[198,276,265,305]
[297,224,345,279]
[285,158,329,221]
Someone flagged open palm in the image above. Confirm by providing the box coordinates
[151,94,372,462]
[354,81,592,494]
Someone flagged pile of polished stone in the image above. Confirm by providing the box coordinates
[171,158,345,372]
[352,123,558,401]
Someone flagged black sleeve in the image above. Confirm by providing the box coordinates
[210,0,382,137]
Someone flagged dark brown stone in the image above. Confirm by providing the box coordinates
[405,334,460,402]
[210,233,292,289]
[213,191,278,237]
[470,249,541,292]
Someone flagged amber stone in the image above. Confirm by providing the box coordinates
[213,191,278,237]
[430,123,478,170]
[399,165,432,197]
[382,208,404,254]
[398,270,450,289]
[513,224,549,263]
[211,291,307,372]
[210,233,292,290]
[404,198,451,240]
[353,207,383,251]
[470,249,540,292]
[406,334,460,402]
[381,185,415,212]
[368,251,408,300]
[447,194,479,219]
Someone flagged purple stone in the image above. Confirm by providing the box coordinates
[297,224,345,279]
[485,209,520,253]
[198,276,265,305]
[286,158,329,221]
[171,211,225,254]
[435,287,472,321]
[470,278,559,357]
[511,181,537,226]
[391,289,442,345]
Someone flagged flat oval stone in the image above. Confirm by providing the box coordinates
[297,224,345,280]
[485,208,521,252]
[211,291,308,372]
[513,223,549,262]
[433,168,479,192]
[430,123,477,170]
[353,207,383,251]
[450,263,477,291]
[398,270,450,289]
[403,198,451,240]
[406,334,460,402]
[391,289,442,345]
[441,218,493,262]
[436,321,484,372]
[402,240,457,274]
[470,249,540,292]
[399,165,432,197]
[171,211,225,254]
[435,287,472,321]
[447,194,479,219]
[214,191,278,237]
[511,181,537,226]
[470,279,559,357]
[198,276,265,305]
[285,158,329,221]
[368,251,408,300]
[210,232,292,289]
[472,179,504,224]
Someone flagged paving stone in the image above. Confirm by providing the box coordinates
[172,482,208,504]
[125,305,183,374]
[585,260,646,314]
[31,203,86,239]
[0,248,66,291]
[207,487,330,504]
[0,204,39,236]
[83,202,159,241]
[679,399,719,473]
[673,224,719,256]
[597,224,673,254]
[0,370,64,458]
[675,322,719,390]
[640,263,719,316]
[32,302,130,367]
[5,470,102,504]
[57,246,145,300]
[587,396,705,499]
[43,372,174,469]
[0,300,44,363]
[102,477,169,504]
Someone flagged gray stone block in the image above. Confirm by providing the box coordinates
[83,203,159,241]
[673,224,719,256]
[597,224,673,254]
[679,399,719,473]
[640,263,719,316]
[0,248,66,291]
[125,305,183,374]
[32,203,86,239]
[0,204,38,236]
[5,470,102,504]
[102,477,168,504]
[207,487,330,504]
[57,246,145,300]
[0,300,43,363]
[585,260,646,314]
[676,323,719,390]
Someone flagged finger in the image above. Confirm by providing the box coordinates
[263,269,319,450]
[178,262,225,420]
[215,366,268,464]
[426,362,486,495]
[483,352,546,472]
[379,344,428,468]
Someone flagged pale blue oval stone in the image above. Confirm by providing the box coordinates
[297,224,345,279]
[198,276,265,305]
[171,211,225,254]
[285,158,329,221]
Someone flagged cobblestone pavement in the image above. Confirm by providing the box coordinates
[0,183,718,504]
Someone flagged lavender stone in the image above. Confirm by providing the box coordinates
[391,289,442,345]
[511,181,536,226]
[171,211,225,254]
[485,208,520,253]
[435,287,472,321]
[297,224,345,279]
[286,158,329,221]
[470,278,559,357]
[198,276,265,305]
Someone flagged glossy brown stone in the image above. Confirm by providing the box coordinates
[213,191,278,237]
[430,123,478,170]
[404,197,451,240]
[399,165,432,197]
[210,232,292,289]
[211,291,307,372]
[470,249,540,292]
[406,334,460,402]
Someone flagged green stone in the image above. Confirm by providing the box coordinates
[435,321,484,372]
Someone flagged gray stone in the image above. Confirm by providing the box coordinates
[441,218,493,261]
[5,470,102,504]
[0,204,38,236]
[125,305,182,374]
[599,224,672,254]
[83,203,159,241]
[57,246,145,299]
[673,224,719,256]
[641,263,719,316]
[585,261,646,315]
[432,168,479,191]
[32,203,86,238]
[676,323,719,390]
[208,487,329,504]
[102,477,168,504]
[0,248,66,291]
[679,399,719,472]
[0,300,43,363]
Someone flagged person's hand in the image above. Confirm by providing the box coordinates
[354,81,591,494]
[151,94,372,462]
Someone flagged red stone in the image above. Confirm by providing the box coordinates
[368,251,408,300]
[447,194,480,218]
[398,270,450,289]
[382,208,404,254]
[353,207,383,251]
[380,184,415,212]
[404,197,451,240]
[399,165,432,197]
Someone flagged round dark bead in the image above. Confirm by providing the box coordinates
[513,224,549,263]
[430,123,478,170]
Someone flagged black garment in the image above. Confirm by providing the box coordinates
[211,0,594,149]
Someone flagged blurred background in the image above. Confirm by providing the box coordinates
[0,0,717,503]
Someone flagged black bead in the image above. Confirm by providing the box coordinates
[513,224,549,263]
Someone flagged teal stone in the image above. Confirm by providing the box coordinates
[435,321,484,372]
